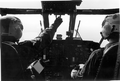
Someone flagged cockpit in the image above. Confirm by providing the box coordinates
[0,0,119,80]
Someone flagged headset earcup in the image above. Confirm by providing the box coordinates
[101,22,112,38]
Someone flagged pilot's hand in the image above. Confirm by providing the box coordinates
[71,64,84,79]
[53,16,63,30]
[71,69,78,79]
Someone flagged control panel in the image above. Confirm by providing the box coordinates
[41,40,100,80]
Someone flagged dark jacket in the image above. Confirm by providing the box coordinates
[80,42,118,80]
[1,25,57,81]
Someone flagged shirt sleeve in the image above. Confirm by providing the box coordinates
[17,24,59,68]
[19,24,57,51]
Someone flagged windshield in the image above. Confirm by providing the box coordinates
[3,14,109,47]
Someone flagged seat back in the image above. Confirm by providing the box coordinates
[1,42,23,81]
[96,43,119,80]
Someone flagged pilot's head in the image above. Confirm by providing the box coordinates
[101,13,120,41]
[0,16,23,41]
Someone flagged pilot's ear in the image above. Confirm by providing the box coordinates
[8,23,16,35]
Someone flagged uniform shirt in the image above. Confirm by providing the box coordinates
[80,42,118,80]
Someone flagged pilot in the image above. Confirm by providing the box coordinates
[71,13,120,80]
[1,16,63,81]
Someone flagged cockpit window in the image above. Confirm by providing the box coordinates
[4,14,109,47]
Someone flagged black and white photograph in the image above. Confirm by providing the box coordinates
[0,0,120,81]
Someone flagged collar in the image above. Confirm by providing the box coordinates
[1,34,19,43]
[103,42,118,56]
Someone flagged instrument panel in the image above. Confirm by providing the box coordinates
[41,40,100,80]
[43,40,99,66]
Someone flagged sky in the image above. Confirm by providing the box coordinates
[0,0,119,9]
[0,0,119,47]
